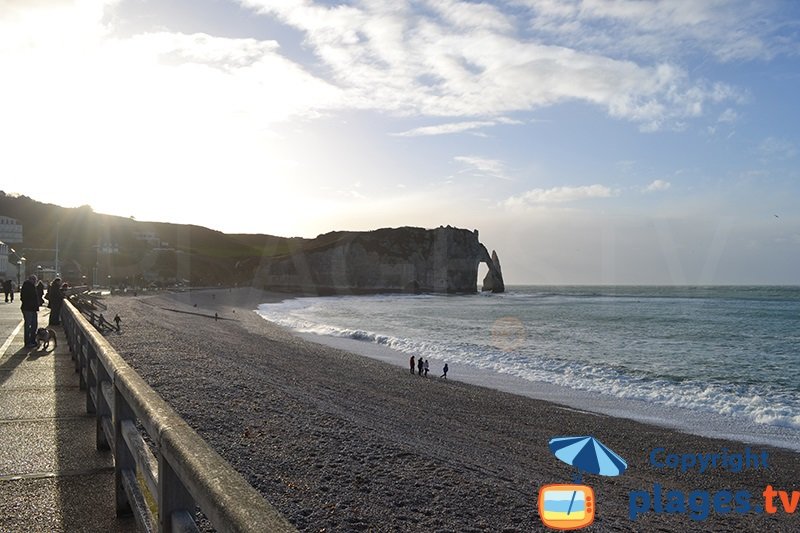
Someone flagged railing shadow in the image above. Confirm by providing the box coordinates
[0,308,136,531]
[0,347,34,387]
[47,320,140,532]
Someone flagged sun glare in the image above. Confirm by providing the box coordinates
[0,2,347,235]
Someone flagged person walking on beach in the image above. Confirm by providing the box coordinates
[20,275,40,347]
[417,357,424,376]
[409,355,415,374]
[441,363,448,379]
[424,359,429,377]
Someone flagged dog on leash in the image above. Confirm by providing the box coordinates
[35,327,57,351]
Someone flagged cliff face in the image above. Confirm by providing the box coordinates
[482,250,505,293]
[256,226,504,294]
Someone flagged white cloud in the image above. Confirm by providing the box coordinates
[645,179,671,193]
[454,156,513,181]
[239,0,743,129]
[515,0,781,62]
[718,108,738,123]
[426,0,514,32]
[391,117,522,137]
[393,121,497,137]
[758,137,797,160]
[505,184,614,207]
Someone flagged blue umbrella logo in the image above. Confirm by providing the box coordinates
[548,435,627,483]
[539,436,627,529]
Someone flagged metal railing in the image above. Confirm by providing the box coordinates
[62,299,296,533]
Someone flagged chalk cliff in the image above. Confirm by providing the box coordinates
[256,226,504,294]
[482,250,505,293]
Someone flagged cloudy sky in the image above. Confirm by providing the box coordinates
[1,0,798,284]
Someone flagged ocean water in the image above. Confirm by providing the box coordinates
[256,286,800,450]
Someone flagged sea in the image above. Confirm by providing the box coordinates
[256,286,800,451]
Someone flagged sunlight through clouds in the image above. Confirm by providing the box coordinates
[0,0,115,49]
[0,1,342,227]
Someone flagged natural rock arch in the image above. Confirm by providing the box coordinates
[256,226,505,295]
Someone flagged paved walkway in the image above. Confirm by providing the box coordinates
[0,301,137,532]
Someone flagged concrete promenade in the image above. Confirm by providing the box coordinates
[0,301,137,532]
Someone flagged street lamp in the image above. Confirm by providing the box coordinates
[9,248,25,287]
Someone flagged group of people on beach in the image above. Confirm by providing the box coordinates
[409,355,448,379]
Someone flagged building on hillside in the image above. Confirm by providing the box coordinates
[133,230,161,247]
[0,240,25,283]
[98,241,120,254]
[0,241,8,279]
[0,216,23,244]
[34,265,59,284]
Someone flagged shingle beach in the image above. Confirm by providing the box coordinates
[104,288,800,532]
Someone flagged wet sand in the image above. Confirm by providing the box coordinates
[103,288,800,532]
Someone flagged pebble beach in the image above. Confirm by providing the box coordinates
[104,288,800,532]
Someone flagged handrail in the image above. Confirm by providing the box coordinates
[61,299,296,533]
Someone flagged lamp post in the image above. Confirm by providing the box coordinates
[55,223,59,277]
[10,248,26,287]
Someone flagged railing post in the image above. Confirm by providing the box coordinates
[63,313,73,353]
[74,333,83,374]
[114,382,136,517]
[78,338,88,390]
[86,343,97,414]
[159,449,196,533]
[96,359,111,450]
[68,320,75,353]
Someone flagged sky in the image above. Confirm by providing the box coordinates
[1,0,799,284]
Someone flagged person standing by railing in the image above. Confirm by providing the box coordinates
[46,277,65,326]
[36,279,45,306]
[20,275,39,347]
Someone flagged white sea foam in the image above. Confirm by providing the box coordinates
[256,288,800,448]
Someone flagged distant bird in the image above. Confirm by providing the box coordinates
[774,214,780,218]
